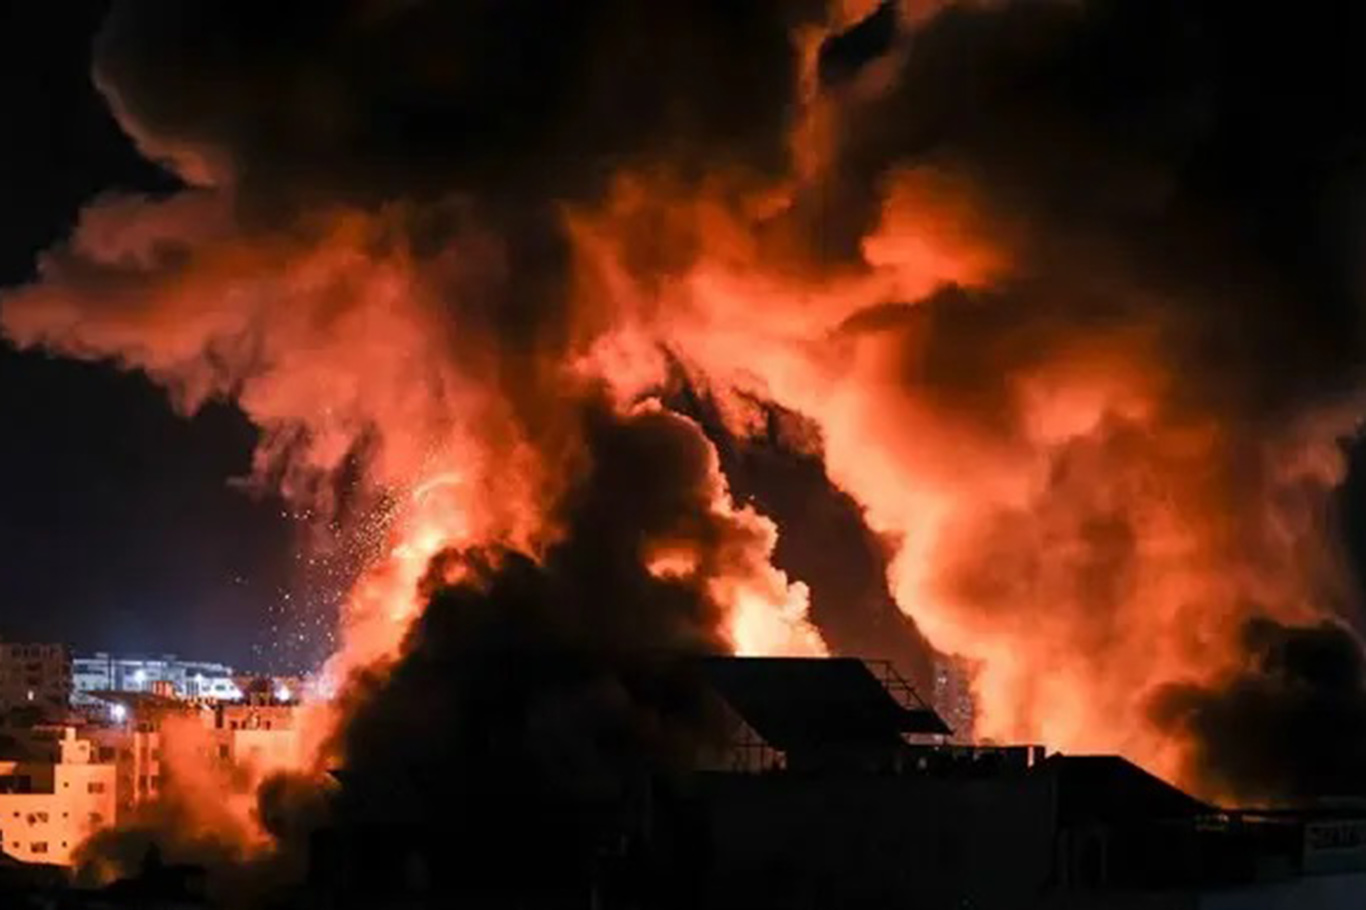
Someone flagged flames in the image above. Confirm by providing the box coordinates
[578,159,1353,790]
[2,0,1365,871]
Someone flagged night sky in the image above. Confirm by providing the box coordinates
[0,2,298,668]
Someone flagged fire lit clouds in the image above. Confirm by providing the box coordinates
[6,0,1366,810]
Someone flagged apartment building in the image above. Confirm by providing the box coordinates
[0,727,116,866]
[0,641,72,716]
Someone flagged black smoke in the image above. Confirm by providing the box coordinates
[813,0,1366,419]
[72,397,778,906]
[328,400,760,903]
[338,399,761,796]
[675,387,938,692]
[81,0,834,423]
[93,0,828,210]
[19,0,1366,853]
[813,0,1366,797]
[1152,618,1366,804]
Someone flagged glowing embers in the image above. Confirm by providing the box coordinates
[328,468,476,679]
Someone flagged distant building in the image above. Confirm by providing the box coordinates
[0,641,72,717]
[0,726,116,866]
[211,698,303,771]
[72,653,240,705]
[83,690,303,817]
[83,696,176,813]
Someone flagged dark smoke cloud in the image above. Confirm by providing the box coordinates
[339,399,755,794]
[94,0,827,209]
[677,388,938,691]
[17,0,1366,870]
[329,401,760,898]
[79,0,834,418]
[804,0,1366,792]
[1152,618,1366,804]
[818,0,1366,417]
[74,399,765,905]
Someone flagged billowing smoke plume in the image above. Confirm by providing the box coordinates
[2,0,831,667]
[75,399,789,902]
[681,393,936,688]
[6,5,1366,887]
[331,401,786,895]
[555,0,1366,794]
[784,0,1366,787]
[2,0,834,887]
[1153,617,1366,805]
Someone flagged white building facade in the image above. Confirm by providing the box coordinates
[72,653,239,705]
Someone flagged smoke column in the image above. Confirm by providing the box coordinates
[4,4,1366,876]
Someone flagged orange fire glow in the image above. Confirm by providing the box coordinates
[1,1,1360,865]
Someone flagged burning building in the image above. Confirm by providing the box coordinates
[82,690,304,825]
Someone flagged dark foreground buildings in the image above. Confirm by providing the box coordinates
[6,657,1366,908]
[309,657,1366,910]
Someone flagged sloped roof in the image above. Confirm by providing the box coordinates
[1039,755,1212,823]
[699,657,950,751]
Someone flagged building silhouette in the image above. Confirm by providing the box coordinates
[309,656,1366,910]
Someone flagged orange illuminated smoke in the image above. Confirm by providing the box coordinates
[0,1,1360,862]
